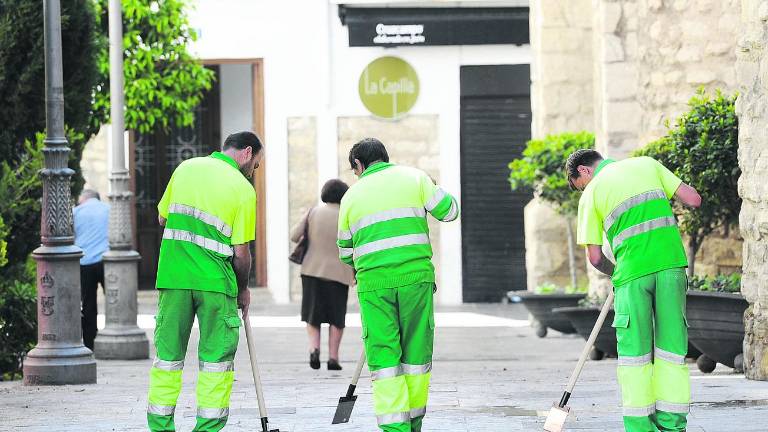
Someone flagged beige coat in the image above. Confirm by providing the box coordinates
[290,203,354,286]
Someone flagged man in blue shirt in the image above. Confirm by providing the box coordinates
[73,189,110,350]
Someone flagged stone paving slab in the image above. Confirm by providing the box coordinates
[1,293,767,431]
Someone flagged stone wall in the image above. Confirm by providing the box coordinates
[735,0,768,381]
[287,117,319,301]
[337,115,441,289]
[592,0,640,159]
[530,0,595,135]
[527,0,593,291]
[636,0,740,145]
[81,125,110,198]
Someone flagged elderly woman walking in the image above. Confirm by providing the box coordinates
[291,179,354,370]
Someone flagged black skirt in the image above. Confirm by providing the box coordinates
[301,275,349,328]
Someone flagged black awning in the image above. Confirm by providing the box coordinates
[338,6,529,47]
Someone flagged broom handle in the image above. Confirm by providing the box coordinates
[243,312,269,418]
[351,350,366,386]
[564,290,615,395]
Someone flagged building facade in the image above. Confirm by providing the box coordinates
[82,0,535,304]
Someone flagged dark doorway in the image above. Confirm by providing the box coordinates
[460,64,532,302]
[132,65,222,290]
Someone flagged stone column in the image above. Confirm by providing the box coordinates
[526,0,593,291]
[587,0,641,298]
[23,0,97,385]
[735,0,768,381]
[93,0,149,360]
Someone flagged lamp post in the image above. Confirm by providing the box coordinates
[23,0,97,385]
[93,0,149,360]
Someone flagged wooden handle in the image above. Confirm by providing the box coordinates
[565,289,615,394]
[243,312,268,418]
[350,350,366,386]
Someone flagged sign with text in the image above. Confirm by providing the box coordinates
[340,7,529,47]
[358,56,419,119]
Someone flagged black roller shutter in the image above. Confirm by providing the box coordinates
[460,65,532,302]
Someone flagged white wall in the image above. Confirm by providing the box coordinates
[219,64,254,144]
[190,0,531,304]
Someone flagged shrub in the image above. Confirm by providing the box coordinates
[0,278,37,380]
[509,131,595,217]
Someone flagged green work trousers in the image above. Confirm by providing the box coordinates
[147,289,242,432]
[613,267,690,432]
[359,282,435,432]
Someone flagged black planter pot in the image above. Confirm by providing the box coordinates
[686,290,748,369]
[552,306,617,358]
[514,292,586,337]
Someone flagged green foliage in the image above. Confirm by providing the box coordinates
[0,134,45,379]
[0,216,7,269]
[91,0,215,133]
[634,89,739,254]
[509,132,595,216]
[688,273,741,294]
[0,0,99,194]
[0,134,45,281]
[0,278,37,380]
[533,282,588,295]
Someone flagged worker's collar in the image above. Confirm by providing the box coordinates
[593,159,615,178]
[360,161,393,178]
[210,152,239,170]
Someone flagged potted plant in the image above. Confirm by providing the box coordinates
[687,273,747,373]
[552,294,617,360]
[512,283,586,337]
[553,293,703,361]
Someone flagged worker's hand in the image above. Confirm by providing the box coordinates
[238,288,251,316]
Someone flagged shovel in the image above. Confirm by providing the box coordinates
[242,311,280,432]
[332,350,367,424]
[543,289,614,432]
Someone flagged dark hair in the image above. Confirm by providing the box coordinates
[565,149,603,179]
[321,179,349,204]
[349,138,389,169]
[223,131,263,153]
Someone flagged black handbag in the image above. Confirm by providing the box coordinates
[289,209,310,264]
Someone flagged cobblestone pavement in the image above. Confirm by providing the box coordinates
[1,289,766,431]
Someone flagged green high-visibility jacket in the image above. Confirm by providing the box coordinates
[156,152,256,297]
[337,162,459,291]
[577,157,688,287]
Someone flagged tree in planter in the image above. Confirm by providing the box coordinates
[634,89,739,276]
[509,131,595,289]
[90,0,215,133]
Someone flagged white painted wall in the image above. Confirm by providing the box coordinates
[219,64,254,144]
[189,0,531,304]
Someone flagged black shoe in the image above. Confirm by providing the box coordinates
[328,358,342,371]
[310,349,320,370]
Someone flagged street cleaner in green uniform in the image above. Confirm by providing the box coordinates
[337,138,459,432]
[147,132,263,432]
[566,149,702,432]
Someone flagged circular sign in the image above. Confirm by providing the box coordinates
[358,56,419,119]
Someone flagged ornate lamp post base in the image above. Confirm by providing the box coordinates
[23,245,96,385]
[23,348,97,385]
[94,250,149,360]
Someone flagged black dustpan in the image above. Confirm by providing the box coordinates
[332,351,366,424]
